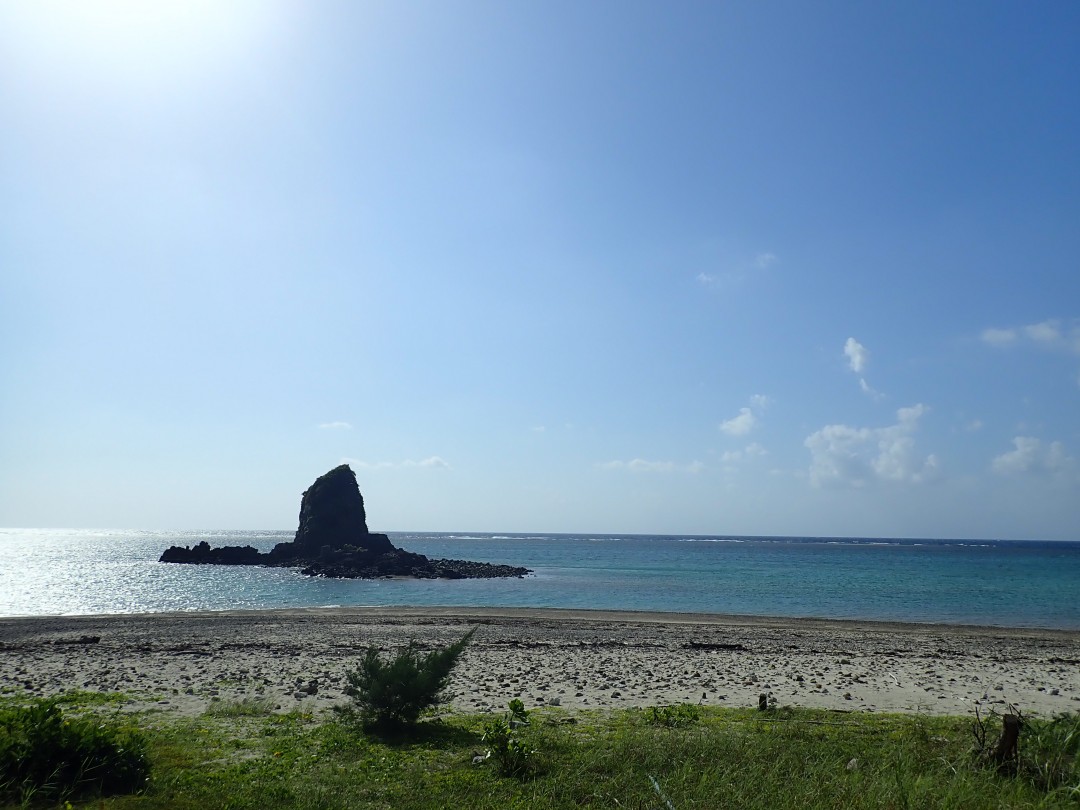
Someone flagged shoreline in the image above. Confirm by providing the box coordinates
[2,606,1078,718]
[6,604,1080,635]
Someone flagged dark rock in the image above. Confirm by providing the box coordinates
[160,541,261,565]
[286,464,393,555]
[159,465,530,581]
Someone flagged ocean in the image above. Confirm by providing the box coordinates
[1,529,1078,629]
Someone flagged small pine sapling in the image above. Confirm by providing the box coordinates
[337,628,476,729]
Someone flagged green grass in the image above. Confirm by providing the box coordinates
[202,697,277,718]
[3,695,1077,809]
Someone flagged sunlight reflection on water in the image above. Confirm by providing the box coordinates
[1,529,1078,628]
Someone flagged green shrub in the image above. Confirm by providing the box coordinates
[646,703,701,728]
[481,700,536,778]
[336,629,475,729]
[0,697,149,803]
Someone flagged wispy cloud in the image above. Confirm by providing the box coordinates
[981,319,1080,354]
[981,327,1017,347]
[858,377,884,401]
[719,443,767,464]
[843,337,884,399]
[981,319,1080,386]
[598,459,704,474]
[342,456,450,470]
[804,404,938,487]
[696,251,778,290]
[318,421,353,430]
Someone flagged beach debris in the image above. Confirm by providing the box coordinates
[684,641,748,651]
[758,693,768,711]
[648,774,677,810]
[50,635,101,645]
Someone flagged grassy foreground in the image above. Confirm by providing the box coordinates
[3,693,1078,809]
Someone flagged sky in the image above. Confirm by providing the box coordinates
[1,1,1078,540]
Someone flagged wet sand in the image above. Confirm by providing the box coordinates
[1,607,1078,717]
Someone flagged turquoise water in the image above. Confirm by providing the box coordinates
[1,529,1078,628]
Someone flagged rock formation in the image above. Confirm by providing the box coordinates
[159,465,529,580]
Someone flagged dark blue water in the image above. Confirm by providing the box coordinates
[2,529,1078,628]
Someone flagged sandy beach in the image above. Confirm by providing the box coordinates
[1,607,1078,718]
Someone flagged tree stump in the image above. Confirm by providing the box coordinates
[990,713,1021,770]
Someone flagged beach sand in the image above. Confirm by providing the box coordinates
[1,607,1077,718]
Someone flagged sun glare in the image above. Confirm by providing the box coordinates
[3,0,282,89]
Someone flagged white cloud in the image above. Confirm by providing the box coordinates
[342,456,450,470]
[844,337,869,374]
[318,421,353,430]
[598,459,704,473]
[964,419,985,432]
[720,443,768,464]
[982,319,1080,354]
[720,407,757,436]
[897,403,928,425]
[804,404,937,487]
[695,272,716,284]
[1024,320,1062,344]
[719,395,771,436]
[858,378,884,401]
[843,339,885,398]
[991,437,1074,477]
[755,252,777,269]
[980,327,1017,347]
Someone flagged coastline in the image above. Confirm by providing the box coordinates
[2,606,1078,718]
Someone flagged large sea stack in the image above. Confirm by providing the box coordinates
[160,465,529,579]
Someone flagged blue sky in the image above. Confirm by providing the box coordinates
[2,0,1078,539]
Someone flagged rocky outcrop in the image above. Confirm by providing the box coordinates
[264,465,395,565]
[159,541,261,565]
[159,465,529,580]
